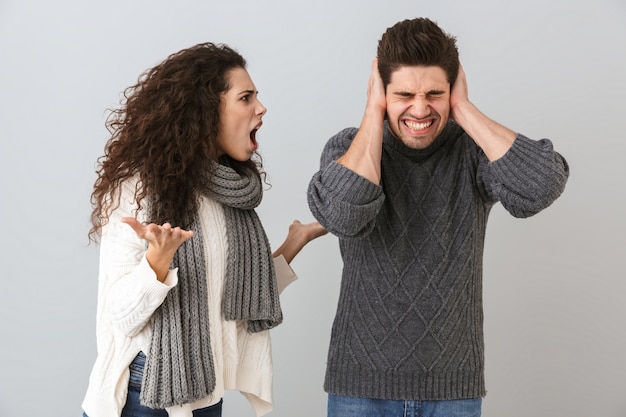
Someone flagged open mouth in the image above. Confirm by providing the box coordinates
[250,129,258,149]
[250,121,262,151]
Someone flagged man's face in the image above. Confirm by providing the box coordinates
[385,65,450,149]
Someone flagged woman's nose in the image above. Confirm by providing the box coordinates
[257,100,267,116]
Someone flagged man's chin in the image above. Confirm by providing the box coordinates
[400,134,436,150]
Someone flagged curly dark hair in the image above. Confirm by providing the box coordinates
[377,17,459,88]
[89,42,262,241]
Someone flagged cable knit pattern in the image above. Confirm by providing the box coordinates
[307,121,569,401]
[141,162,281,408]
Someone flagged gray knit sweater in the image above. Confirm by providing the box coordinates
[307,121,569,400]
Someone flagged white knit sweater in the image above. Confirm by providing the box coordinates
[82,179,297,417]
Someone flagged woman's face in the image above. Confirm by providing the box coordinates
[215,67,267,161]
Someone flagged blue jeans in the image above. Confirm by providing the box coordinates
[82,396,222,417]
[83,352,222,417]
[327,394,482,417]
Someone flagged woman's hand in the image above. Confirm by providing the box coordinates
[121,217,194,282]
[273,220,328,264]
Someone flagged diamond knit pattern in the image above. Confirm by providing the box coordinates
[307,121,569,401]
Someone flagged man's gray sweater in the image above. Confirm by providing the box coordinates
[307,121,569,400]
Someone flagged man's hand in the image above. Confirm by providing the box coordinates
[366,57,387,117]
[450,63,470,122]
[336,58,387,184]
[121,217,194,282]
[448,63,516,161]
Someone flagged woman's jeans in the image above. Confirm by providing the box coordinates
[328,394,482,417]
[83,352,222,417]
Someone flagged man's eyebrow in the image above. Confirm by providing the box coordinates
[392,89,446,96]
[393,90,415,97]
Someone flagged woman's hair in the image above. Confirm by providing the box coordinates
[377,17,459,88]
[89,42,261,241]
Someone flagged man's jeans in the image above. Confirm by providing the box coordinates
[328,394,482,417]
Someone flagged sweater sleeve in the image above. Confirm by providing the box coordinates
[307,128,385,239]
[479,134,570,218]
[274,254,297,294]
[98,180,178,338]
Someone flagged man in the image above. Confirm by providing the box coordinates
[307,17,569,417]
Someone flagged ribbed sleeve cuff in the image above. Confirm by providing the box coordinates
[320,161,382,204]
[490,134,565,187]
[138,254,178,290]
[486,134,569,217]
[273,255,297,294]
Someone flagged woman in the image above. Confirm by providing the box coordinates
[82,42,326,417]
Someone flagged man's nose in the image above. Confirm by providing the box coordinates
[411,96,429,117]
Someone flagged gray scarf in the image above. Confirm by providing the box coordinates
[140,161,282,409]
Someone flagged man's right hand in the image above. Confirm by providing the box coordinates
[336,58,387,184]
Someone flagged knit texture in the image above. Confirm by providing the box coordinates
[307,121,569,400]
[141,161,281,409]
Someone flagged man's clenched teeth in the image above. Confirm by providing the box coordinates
[404,120,433,130]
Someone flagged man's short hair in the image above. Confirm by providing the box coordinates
[377,17,459,88]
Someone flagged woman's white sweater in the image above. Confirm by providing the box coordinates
[82,180,296,417]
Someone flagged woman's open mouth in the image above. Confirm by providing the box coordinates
[250,129,258,150]
[250,121,262,151]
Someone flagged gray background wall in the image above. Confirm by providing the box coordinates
[1,0,625,416]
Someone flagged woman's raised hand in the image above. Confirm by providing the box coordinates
[121,217,194,282]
